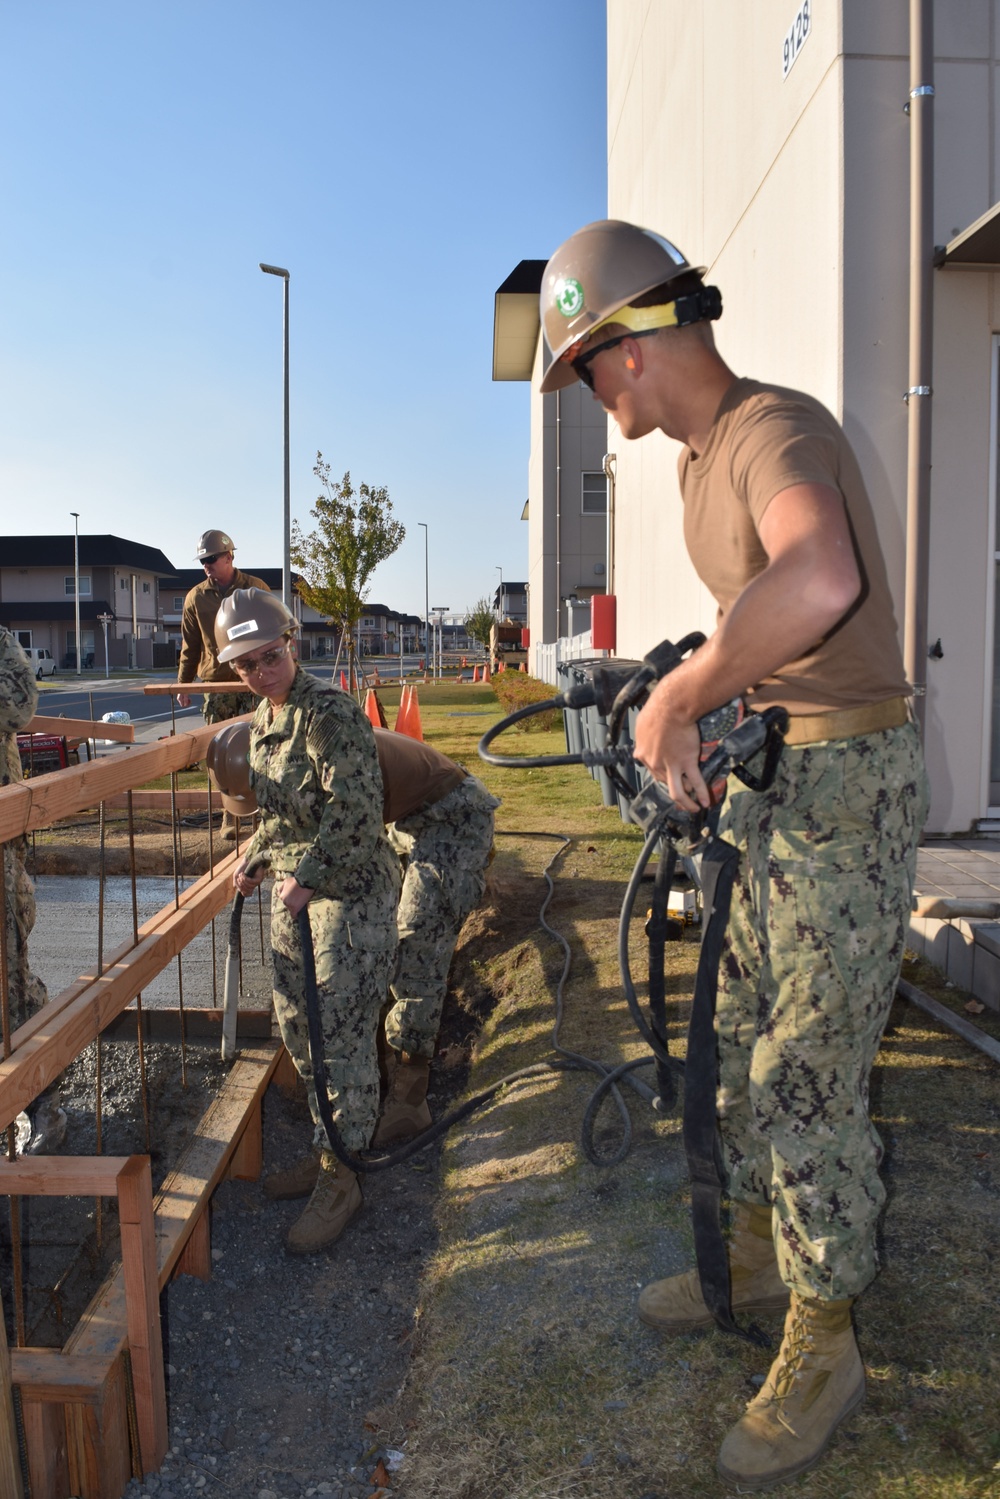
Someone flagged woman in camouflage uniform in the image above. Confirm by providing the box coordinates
[219,591,399,1255]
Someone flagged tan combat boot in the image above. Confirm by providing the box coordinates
[263,1150,321,1201]
[220,811,238,841]
[637,1200,789,1333]
[285,1152,362,1254]
[717,1293,866,1490]
[372,1052,431,1146]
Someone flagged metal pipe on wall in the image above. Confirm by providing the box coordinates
[903,0,935,736]
[603,452,616,594]
[555,391,562,641]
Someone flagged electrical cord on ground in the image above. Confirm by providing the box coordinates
[294,828,658,1174]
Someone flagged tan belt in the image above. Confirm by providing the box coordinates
[781,695,909,748]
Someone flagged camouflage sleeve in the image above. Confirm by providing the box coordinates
[293,702,385,893]
[0,629,39,735]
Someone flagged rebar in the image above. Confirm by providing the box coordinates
[126,792,152,1152]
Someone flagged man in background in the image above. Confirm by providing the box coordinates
[177,530,269,837]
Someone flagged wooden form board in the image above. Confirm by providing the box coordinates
[1,1157,166,1489]
[143,682,254,695]
[24,715,135,744]
[0,852,240,1127]
[6,1045,280,1498]
[101,789,222,811]
[0,718,249,844]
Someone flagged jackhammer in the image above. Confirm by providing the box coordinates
[478,633,789,1343]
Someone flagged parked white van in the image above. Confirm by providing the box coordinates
[24,648,56,679]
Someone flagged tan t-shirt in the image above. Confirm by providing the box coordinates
[374,729,466,825]
[680,378,908,715]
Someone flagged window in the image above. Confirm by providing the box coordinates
[120,578,127,590]
[15,631,31,648]
[142,581,150,594]
[65,575,92,596]
[173,595,183,611]
[582,472,608,515]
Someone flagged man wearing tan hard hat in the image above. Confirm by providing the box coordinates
[540,219,928,1487]
[177,530,269,837]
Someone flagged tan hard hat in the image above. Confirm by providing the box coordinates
[539,220,705,393]
[215,588,298,663]
[195,529,236,560]
[206,721,257,817]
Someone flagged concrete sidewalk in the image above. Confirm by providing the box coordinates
[910,838,1000,1010]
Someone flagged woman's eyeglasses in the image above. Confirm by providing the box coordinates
[233,643,289,676]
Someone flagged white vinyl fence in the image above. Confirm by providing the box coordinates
[534,630,607,686]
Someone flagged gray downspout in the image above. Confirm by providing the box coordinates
[555,390,562,641]
[903,0,934,736]
[603,451,616,594]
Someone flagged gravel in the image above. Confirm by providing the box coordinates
[19,875,452,1497]
[113,1080,439,1499]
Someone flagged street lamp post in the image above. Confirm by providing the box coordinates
[496,565,503,621]
[259,262,291,608]
[432,607,449,680]
[70,512,81,676]
[418,522,429,669]
[98,612,113,677]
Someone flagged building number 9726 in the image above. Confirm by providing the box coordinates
[782,1,811,80]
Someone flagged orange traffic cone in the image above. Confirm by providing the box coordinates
[483,662,491,682]
[400,687,424,742]
[363,689,387,729]
[339,670,348,691]
[393,685,410,734]
[471,664,479,683]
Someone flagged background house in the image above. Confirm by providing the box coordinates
[0,534,175,669]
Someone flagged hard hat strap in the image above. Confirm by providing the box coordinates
[561,284,723,369]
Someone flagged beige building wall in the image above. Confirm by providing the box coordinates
[526,343,608,649]
[606,0,1000,833]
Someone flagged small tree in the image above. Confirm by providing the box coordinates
[291,454,405,684]
[464,596,494,653]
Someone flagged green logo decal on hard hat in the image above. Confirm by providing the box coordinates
[554,277,585,318]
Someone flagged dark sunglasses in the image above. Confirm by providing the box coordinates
[572,328,661,392]
[201,553,224,566]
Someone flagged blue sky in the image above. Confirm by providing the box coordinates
[0,1,607,620]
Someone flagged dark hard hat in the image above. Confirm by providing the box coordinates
[215,588,298,662]
[539,219,705,393]
[206,720,257,817]
[195,529,236,560]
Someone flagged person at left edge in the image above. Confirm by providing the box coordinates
[220,588,400,1255]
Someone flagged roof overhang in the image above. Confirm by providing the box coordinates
[492,259,545,381]
[936,201,1000,269]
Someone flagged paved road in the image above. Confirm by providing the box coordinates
[33,654,481,749]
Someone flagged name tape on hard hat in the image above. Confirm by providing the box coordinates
[227,620,257,639]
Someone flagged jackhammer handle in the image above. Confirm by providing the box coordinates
[222,853,270,1063]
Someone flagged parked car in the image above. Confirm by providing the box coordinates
[24,647,56,679]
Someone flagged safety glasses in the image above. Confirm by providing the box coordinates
[572,328,664,391]
[233,643,289,677]
[201,553,223,566]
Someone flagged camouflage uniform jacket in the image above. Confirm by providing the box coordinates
[0,629,38,792]
[1,629,48,1028]
[178,569,270,685]
[243,668,398,901]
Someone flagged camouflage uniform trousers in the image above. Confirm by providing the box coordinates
[203,691,256,726]
[383,775,500,1059]
[269,876,399,1152]
[3,844,48,1032]
[714,720,929,1301]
